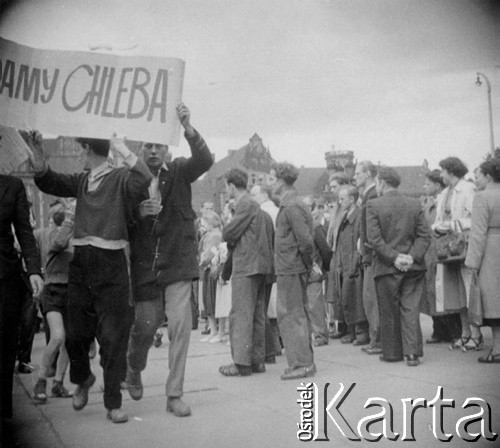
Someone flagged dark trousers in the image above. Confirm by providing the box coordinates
[65,246,133,411]
[0,275,25,418]
[264,282,281,358]
[362,264,381,348]
[375,271,425,360]
[230,275,266,366]
[17,289,38,364]
[431,314,462,342]
[277,273,314,369]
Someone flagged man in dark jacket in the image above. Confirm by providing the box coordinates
[335,186,368,346]
[0,174,43,420]
[31,125,152,423]
[303,196,332,347]
[125,104,213,417]
[270,162,316,380]
[366,167,430,367]
[218,169,274,377]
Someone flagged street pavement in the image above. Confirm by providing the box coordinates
[3,315,500,448]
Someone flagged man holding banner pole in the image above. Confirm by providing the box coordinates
[28,130,152,423]
[124,103,213,417]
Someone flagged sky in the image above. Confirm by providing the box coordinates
[0,0,499,173]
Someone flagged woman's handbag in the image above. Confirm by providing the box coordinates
[435,220,468,264]
[468,270,483,326]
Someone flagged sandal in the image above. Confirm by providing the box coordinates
[464,335,483,351]
[449,336,470,351]
[478,350,500,364]
[219,364,251,377]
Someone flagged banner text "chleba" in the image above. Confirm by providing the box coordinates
[0,59,169,123]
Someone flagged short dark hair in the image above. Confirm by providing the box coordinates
[52,209,65,226]
[377,166,401,188]
[225,168,248,189]
[439,157,468,179]
[75,138,110,158]
[425,169,445,189]
[480,158,500,182]
[272,162,299,186]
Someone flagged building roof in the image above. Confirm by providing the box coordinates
[204,133,273,180]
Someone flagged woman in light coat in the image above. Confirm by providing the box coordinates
[465,158,500,363]
[432,157,482,350]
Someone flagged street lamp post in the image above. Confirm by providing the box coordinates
[475,72,495,156]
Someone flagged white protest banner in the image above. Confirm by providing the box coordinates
[0,38,185,145]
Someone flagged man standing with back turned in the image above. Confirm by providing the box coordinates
[366,167,430,367]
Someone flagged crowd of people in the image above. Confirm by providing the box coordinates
[1,106,499,426]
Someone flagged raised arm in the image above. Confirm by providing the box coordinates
[176,103,213,183]
[27,131,82,197]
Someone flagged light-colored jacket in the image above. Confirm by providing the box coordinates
[465,183,500,318]
[432,179,475,232]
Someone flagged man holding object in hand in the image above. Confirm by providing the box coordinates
[124,103,213,417]
[28,128,152,423]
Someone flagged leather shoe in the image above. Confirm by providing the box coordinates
[379,355,403,363]
[252,363,266,373]
[426,337,442,344]
[107,408,128,423]
[167,397,191,417]
[72,373,96,411]
[406,355,420,367]
[281,363,316,380]
[124,368,143,401]
[362,346,383,355]
[352,338,369,346]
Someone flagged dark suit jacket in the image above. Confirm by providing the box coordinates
[366,190,430,279]
[360,183,378,265]
[223,193,274,278]
[0,175,41,279]
[129,129,213,290]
